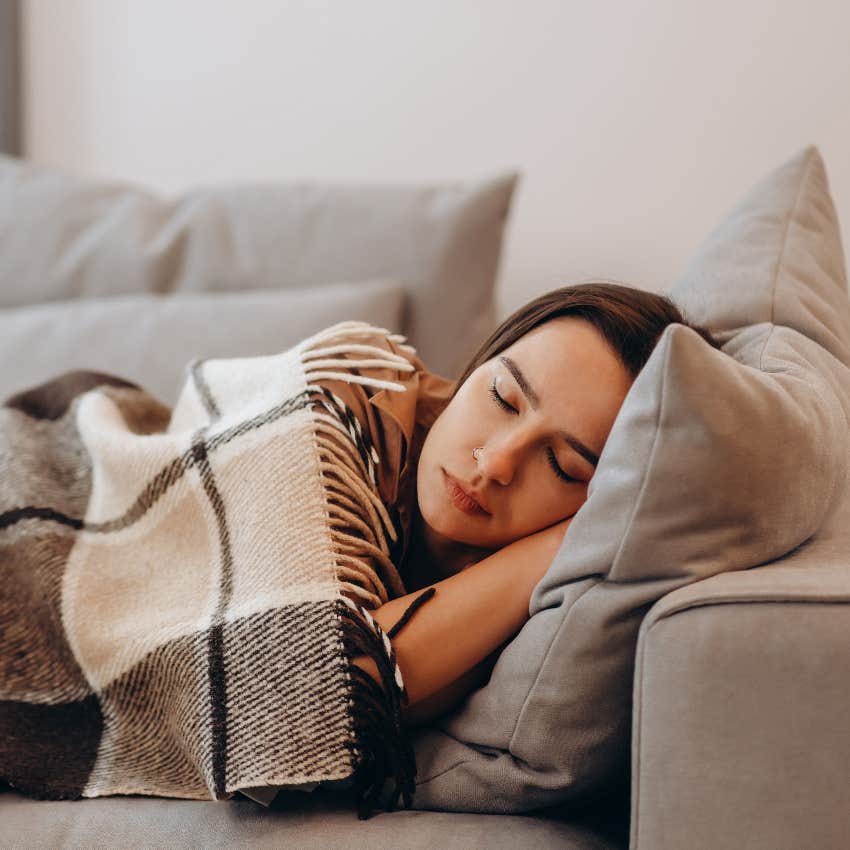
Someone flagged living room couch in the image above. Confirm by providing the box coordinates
[3,146,850,850]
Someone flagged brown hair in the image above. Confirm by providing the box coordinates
[452,281,721,396]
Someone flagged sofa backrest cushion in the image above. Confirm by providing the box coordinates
[0,156,517,379]
[0,279,404,405]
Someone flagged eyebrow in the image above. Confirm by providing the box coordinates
[498,355,600,469]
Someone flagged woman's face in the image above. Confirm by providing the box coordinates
[416,316,634,550]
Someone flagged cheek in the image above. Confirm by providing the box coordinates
[420,406,460,465]
[507,471,589,536]
[421,394,482,462]
[415,408,474,517]
[416,419,446,505]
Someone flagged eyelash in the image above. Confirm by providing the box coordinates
[488,378,515,414]
[488,378,578,484]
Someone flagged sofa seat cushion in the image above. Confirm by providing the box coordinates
[0,790,624,850]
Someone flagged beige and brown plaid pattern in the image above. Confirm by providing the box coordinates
[0,322,421,816]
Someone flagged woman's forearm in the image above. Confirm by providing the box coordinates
[352,517,571,709]
[399,644,503,726]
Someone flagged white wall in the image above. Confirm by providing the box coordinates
[21,0,850,319]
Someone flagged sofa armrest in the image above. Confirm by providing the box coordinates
[630,558,850,850]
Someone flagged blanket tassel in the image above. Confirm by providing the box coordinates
[336,587,436,819]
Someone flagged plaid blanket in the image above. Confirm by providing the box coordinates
[0,320,431,818]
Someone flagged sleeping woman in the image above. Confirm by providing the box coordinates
[0,279,721,813]
[346,281,721,726]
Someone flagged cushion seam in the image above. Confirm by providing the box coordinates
[758,328,845,517]
[633,593,647,848]
[767,150,815,327]
[415,756,472,787]
[756,324,777,373]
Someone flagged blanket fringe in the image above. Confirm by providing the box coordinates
[297,321,415,394]
[295,321,434,818]
[336,588,436,819]
[298,321,415,607]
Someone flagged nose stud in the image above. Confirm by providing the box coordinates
[472,446,483,463]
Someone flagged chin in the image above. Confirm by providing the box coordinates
[430,507,490,548]
[418,494,462,543]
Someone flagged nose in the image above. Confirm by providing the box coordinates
[476,435,522,487]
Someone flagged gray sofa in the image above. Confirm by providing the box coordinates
[3,144,850,850]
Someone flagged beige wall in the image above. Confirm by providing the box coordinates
[21,0,850,319]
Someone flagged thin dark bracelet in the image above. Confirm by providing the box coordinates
[387,586,436,639]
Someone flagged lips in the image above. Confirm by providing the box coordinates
[443,469,491,516]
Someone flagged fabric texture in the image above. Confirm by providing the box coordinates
[0,278,405,405]
[0,155,517,379]
[404,145,850,813]
[0,320,445,818]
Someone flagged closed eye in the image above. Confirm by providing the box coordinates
[546,448,578,484]
[488,378,516,413]
[488,378,578,484]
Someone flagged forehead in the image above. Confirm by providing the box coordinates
[497,317,633,440]
[504,316,621,371]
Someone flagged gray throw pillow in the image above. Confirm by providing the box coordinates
[671,145,850,366]
[0,278,404,405]
[405,145,850,813]
[0,156,517,379]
